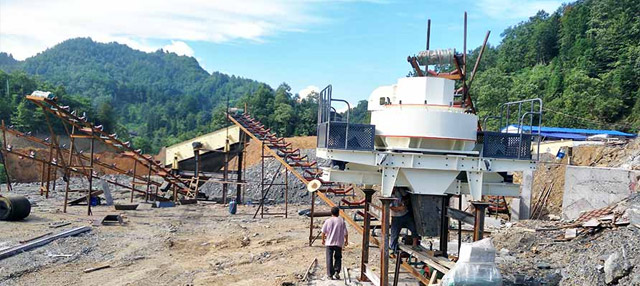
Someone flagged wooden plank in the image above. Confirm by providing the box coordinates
[83,265,111,273]
[302,258,317,281]
[364,264,381,286]
[398,245,454,273]
[0,226,91,260]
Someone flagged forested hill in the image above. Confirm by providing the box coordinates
[0,0,638,155]
[0,38,262,151]
[469,0,639,132]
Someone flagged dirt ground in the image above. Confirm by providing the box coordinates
[0,187,364,286]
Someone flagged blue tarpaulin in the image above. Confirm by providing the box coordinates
[539,132,587,140]
[503,125,636,141]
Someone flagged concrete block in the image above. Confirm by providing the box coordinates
[510,198,521,221]
[519,170,533,219]
[562,166,640,220]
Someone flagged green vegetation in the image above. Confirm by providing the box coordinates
[0,0,637,155]
[468,0,639,131]
[0,38,261,152]
[0,163,6,184]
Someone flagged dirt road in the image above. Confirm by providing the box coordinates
[0,189,363,286]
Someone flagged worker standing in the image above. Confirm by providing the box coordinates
[322,206,348,280]
[171,156,179,175]
[390,187,418,253]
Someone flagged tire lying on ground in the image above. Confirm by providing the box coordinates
[0,196,31,221]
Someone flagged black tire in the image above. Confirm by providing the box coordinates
[0,196,11,220]
[2,196,31,221]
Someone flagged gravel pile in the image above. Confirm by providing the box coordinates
[493,193,640,286]
[200,149,329,204]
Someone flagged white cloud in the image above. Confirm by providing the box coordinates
[298,85,320,100]
[477,0,562,20]
[163,41,195,57]
[0,0,336,60]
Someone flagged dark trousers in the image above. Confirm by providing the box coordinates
[325,246,342,276]
[390,213,417,252]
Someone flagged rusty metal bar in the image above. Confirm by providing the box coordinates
[284,168,288,218]
[145,164,151,203]
[222,142,229,204]
[63,126,76,213]
[1,148,154,198]
[130,160,137,203]
[379,197,394,286]
[426,19,431,50]
[260,141,265,218]
[467,30,491,92]
[359,189,375,282]
[0,126,158,186]
[26,97,189,192]
[235,135,244,203]
[407,56,424,77]
[473,202,489,241]
[87,135,94,216]
[45,144,54,198]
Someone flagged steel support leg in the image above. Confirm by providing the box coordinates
[130,160,137,203]
[63,126,76,213]
[458,195,463,253]
[359,189,375,282]
[472,202,490,241]
[439,195,450,257]
[222,146,229,204]
[380,197,394,286]
[87,136,94,216]
[145,164,151,203]
[309,191,316,246]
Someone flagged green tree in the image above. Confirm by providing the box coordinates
[0,163,6,184]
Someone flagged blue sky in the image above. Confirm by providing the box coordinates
[0,0,564,108]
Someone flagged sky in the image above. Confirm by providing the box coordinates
[0,0,564,110]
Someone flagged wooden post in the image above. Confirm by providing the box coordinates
[45,145,54,198]
[63,126,76,213]
[145,164,151,203]
[1,120,12,193]
[379,197,394,286]
[39,161,46,196]
[130,160,137,203]
[284,169,288,218]
[473,202,489,241]
[222,140,229,204]
[51,165,57,194]
[309,191,316,246]
[260,142,265,218]
[360,189,375,282]
[87,136,94,216]
[235,140,244,204]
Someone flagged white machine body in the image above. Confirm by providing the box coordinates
[368,77,477,151]
[317,76,536,200]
